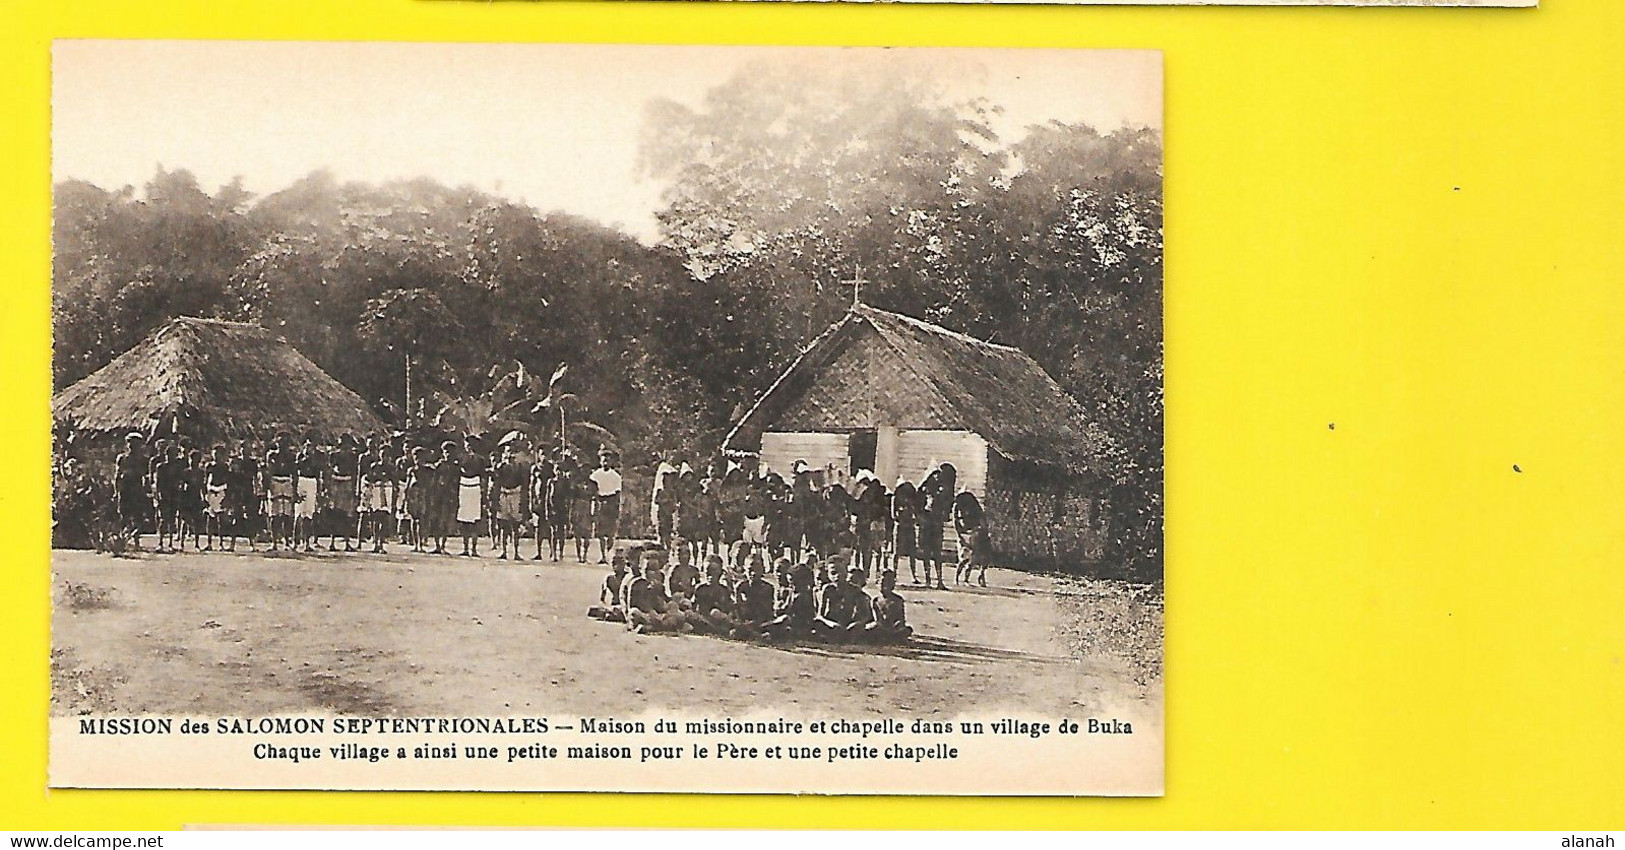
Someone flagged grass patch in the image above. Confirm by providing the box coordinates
[1053,576,1163,688]
[61,580,118,611]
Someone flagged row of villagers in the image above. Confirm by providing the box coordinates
[54,304,1115,571]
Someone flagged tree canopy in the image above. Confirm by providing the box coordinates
[52,62,1162,576]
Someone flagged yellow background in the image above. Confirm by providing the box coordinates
[3,0,1622,830]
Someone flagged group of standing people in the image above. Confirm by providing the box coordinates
[101,430,627,560]
[82,431,991,590]
[649,458,989,590]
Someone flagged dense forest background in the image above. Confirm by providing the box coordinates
[52,63,1164,575]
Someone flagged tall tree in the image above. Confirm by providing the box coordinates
[642,59,1006,359]
[356,287,462,425]
[51,168,260,389]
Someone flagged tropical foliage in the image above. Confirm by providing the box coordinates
[52,60,1163,577]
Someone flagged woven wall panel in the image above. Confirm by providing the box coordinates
[984,479,1108,571]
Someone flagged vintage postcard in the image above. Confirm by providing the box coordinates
[48,41,1164,794]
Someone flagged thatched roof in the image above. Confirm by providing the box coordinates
[726,305,1110,472]
[53,317,385,442]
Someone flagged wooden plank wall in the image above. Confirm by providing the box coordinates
[760,431,850,481]
[894,429,987,494]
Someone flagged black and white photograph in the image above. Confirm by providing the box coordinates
[48,41,1164,794]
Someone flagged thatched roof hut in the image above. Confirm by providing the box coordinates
[726,304,1110,472]
[53,317,385,453]
[724,304,1114,572]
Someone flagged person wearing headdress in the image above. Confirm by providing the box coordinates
[822,479,854,559]
[852,470,888,578]
[589,450,623,564]
[456,435,489,557]
[651,457,680,552]
[113,432,149,549]
[890,474,921,584]
[264,433,297,551]
[202,444,232,551]
[952,487,987,586]
[492,442,529,560]
[797,471,828,561]
[788,460,818,560]
[328,433,361,552]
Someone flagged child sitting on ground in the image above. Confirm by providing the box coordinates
[688,555,735,635]
[624,552,681,633]
[586,550,630,622]
[863,570,913,644]
[691,555,733,618]
[812,565,875,643]
[762,561,817,642]
[728,554,776,639]
[666,547,701,602]
[773,556,795,609]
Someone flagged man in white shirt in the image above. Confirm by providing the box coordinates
[589,452,623,564]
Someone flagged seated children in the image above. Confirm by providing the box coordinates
[812,565,875,643]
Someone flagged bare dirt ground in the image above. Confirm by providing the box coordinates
[51,547,1162,726]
